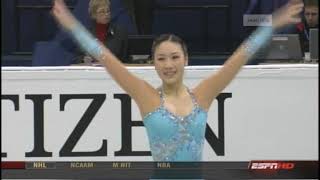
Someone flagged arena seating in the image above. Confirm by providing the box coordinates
[2,0,286,66]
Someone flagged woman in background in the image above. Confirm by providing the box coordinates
[61,0,129,65]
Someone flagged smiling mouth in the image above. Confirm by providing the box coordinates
[163,71,176,77]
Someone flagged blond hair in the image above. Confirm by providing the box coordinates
[88,0,110,18]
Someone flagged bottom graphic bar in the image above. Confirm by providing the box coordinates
[1,161,318,179]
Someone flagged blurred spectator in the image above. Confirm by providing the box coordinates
[304,0,319,28]
[61,0,129,64]
[289,0,318,52]
[121,0,155,34]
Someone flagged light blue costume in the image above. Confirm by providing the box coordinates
[67,19,273,179]
[143,88,208,162]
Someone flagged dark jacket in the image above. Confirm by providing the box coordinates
[60,22,129,64]
[293,22,318,52]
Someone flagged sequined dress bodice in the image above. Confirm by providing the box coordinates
[143,88,208,162]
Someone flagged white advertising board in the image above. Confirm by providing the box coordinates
[1,65,318,161]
